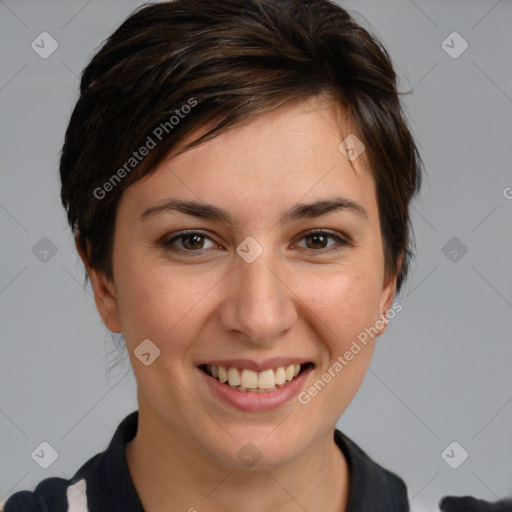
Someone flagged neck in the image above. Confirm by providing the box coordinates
[126,404,350,512]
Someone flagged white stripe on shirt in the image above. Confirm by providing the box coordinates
[66,479,89,512]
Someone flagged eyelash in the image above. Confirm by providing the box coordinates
[161,230,350,256]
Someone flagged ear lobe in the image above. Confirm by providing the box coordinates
[75,236,122,333]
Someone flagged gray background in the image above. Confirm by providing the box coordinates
[1,1,511,510]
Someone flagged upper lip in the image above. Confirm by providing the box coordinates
[197,358,314,372]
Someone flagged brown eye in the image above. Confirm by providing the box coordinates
[304,233,329,249]
[296,230,349,253]
[162,231,217,253]
[181,234,205,250]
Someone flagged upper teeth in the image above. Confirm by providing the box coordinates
[208,364,301,390]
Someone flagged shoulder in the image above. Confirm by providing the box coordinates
[2,463,95,512]
[2,411,139,512]
[332,430,512,512]
[439,496,512,511]
[334,429,409,511]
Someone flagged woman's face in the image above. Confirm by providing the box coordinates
[89,96,396,468]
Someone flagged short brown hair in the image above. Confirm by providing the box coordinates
[60,0,422,292]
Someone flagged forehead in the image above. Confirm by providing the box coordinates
[119,96,378,225]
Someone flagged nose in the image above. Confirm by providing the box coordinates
[217,252,298,345]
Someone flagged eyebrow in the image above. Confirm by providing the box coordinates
[140,197,368,224]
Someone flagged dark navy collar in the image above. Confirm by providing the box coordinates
[334,429,409,511]
[3,410,410,511]
[96,411,409,511]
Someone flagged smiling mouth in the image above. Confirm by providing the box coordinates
[199,363,314,393]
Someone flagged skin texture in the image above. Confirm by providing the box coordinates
[79,96,398,512]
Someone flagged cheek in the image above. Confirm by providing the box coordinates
[302,266,383,345]
[299,272,381,416]
[113,258,220,352]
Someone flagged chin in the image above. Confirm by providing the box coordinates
[198,425,304,470]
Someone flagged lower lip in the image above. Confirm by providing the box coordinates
[199,366,314,412]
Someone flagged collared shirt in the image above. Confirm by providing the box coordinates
[4,410,410,512]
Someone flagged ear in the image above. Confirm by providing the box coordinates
[75,236,122,333]
[375,253,402,337]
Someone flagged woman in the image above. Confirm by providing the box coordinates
[4,0,427,510]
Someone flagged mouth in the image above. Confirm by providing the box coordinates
[199,362,314,393]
